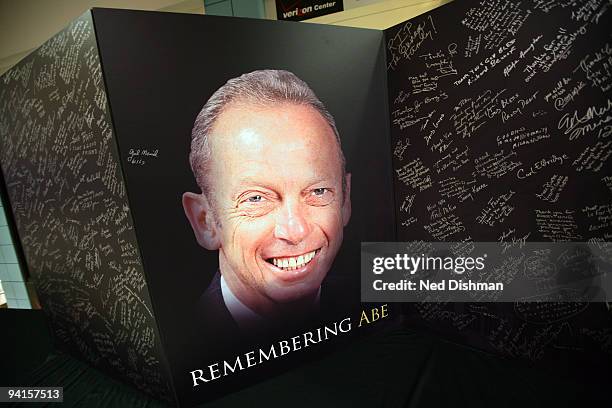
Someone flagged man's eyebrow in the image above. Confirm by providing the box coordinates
[230,178,278,198]
[231,175,337,197]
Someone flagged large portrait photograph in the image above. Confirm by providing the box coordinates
[90,9,395,403]
[182,70,352,337]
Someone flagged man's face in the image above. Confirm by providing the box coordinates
[206,102,350,314]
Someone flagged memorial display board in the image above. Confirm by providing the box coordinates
[0,1,610,405]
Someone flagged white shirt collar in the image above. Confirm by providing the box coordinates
[220,274,265,332]
[220,274,322,332]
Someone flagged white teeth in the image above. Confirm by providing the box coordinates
[270,250,318,270]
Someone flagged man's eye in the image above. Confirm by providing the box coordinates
[247,195,264,203]
[307,188,333,206]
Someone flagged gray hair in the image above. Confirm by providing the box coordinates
[189,69,346,198]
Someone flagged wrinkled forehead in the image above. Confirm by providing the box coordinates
[209,101,342,167]
[209,103,343,190]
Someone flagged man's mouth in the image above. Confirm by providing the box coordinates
[266,249,320,271]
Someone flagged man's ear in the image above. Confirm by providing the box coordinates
[182,192,221,250]
[342,173,352,227]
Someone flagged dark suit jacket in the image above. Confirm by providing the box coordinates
[193,271,353,357]
[194,272,242,352]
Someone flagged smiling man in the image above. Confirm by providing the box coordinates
[183,70,351,334]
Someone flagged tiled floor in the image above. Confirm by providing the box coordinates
[0,201,29,309]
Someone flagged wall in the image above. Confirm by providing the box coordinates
[204,0,267,18]
[305,0,451,29]
[0,0,205,309]
[0,0,451,311]
[0,200,29,309]
[0,0,204,75]
[0,0,452,74]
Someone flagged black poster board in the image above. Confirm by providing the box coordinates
[0,1,611,406]
[0,8,394,406]
[93,9,393,404]
[384,0,612,369]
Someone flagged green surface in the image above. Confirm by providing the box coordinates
[204,0,266,18]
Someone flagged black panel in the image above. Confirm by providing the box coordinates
[92,9,393,404]
[0,12,173,402]
[385,0,612,369]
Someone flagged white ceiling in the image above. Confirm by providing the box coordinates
[0,0,204,75]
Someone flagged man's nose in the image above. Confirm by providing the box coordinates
[274,200,310,244]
